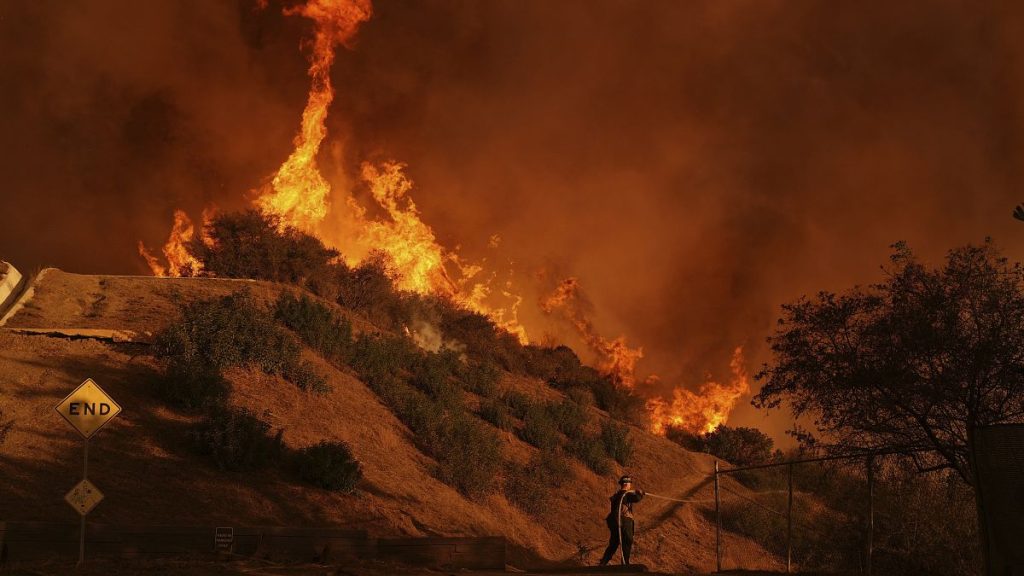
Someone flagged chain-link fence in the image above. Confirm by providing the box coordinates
[710,450,980,575]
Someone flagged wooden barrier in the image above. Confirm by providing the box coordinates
[0,522,505,570]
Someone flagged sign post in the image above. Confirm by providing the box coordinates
[55,378,121,566]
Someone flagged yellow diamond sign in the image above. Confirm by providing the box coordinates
[65,478,104,516]
[55,378,122,439]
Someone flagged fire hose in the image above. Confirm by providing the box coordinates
[610,489,717,565]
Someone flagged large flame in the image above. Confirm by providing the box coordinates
[255,0,371,230]
[139,0,749,431]
[250,0,528,342]
[647,347,751,435]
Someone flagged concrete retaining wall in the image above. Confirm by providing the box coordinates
[0,522,506,569]
[0,261,23,319]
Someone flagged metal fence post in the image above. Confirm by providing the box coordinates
[866,455,875,576]
[715,460,722,573]
[787,462,793,573]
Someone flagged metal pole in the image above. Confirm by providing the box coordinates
[787,462,793,573]
[78,438,89,567]
[714,460,721,573]
[866,455,874,576]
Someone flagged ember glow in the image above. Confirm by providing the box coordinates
[141,0,748,434]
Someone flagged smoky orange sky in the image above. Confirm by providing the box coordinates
[3,1,1024,441]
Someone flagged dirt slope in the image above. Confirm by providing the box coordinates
[0,270,781,573]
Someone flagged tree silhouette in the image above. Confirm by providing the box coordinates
[755,240,1024,486]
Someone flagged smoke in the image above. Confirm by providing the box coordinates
[3,1,1024,439]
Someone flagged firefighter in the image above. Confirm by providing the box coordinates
[599,474,645,565]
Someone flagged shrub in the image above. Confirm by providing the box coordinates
[519,403,561,450]
[460,361,501,398]
[480,399,514,431]
[274,292,353,362]
[569,434,611,475]
[600,421,633,466]
[191,407,283,471]
[438,305,526,372]
[337,254,414,331]
[665,424,775,468]
[504,448,572,516]
[565,386,595,409]
[589,376,646,425]
[702,425,775,467]
[295,441,362,492]
[408,350,462,406]
[158,355,229,410]
[431,414,503,497]
[286,359,331,394]
[502,390,533,420]
[0,409,11,447]
[523,345,595,385]
[350,333,419,388]
[547,399,589,439]
[664,425,704,452]
[190,210,341,292]
[155,291,331,403]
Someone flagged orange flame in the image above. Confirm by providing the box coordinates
[647,347,751,435]
[541,277,644,387]
[252,0,528,342]
[138,209,205,277]
[256,0,371,230]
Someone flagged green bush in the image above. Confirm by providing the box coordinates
[589,376,646,425]
[350,333,419,387]
[274,292,353,362]
[547,399,589,439]
[191,407,283,471]
[665,424,775,468]
[502,390,533,420]
[431,414,503,497]
[504,448,572,516]
[519,403,561,450]
[504,449,572,513]
[460,361,501,398]
[600,421,633,466]
[336,254,415,331]
[0,409,12,447]
[565,386,595,408]
[569,434,611,475]
[438,306,526,372]
[157,354,229,409]
[408,350,462,406]
[286,359,331,394]
[155,291,331,403]
[295,441,362,492]
[479,399,514,431]
[189,210,342,293]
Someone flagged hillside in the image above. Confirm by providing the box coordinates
[0,269,782,573]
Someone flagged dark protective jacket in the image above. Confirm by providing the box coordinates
[605,489,644,523]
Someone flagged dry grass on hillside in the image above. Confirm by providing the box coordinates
[0,270,782,573]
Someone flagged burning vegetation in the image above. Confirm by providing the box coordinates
[139,0,749,436]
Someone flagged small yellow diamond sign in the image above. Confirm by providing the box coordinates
[65,478,104,516]
[55,378,122,439]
